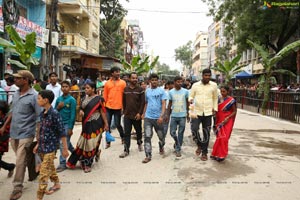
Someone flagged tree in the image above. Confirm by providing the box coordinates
[100,0,128,58]
[203,0,299,54]
[122,55,159,76]
[174,41,193,69]
[155,62,180,80]
[0,25,39,70]
[210,54,243,84]
[247,39,300,114]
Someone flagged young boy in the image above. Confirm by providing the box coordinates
[0,100,15,177]
[55,80,76,172]
[142,73,167,163]
[33,90,68,200]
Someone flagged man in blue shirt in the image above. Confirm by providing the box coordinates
[54,81,76,172]
[167,76,189,157]
[142,73,167,163]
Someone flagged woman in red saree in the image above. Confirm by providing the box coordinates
[67,82,108,172]
[211,85,237,162]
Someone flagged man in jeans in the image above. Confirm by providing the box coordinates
[119,72,145,158]
[142,73,167,163]
[55,81,76,172]
[167,76,189,157]
[103,66,126,148]
[0,70,41,200]
[189,68,218,161]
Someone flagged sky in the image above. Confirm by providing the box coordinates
[120,0,213,71]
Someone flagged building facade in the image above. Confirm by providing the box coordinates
[192,31,208,79]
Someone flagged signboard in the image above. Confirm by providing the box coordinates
[0,7,45,48]
[82,57,102,69]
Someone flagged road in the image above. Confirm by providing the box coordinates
[1,109,300,200]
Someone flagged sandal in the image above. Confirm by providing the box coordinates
[84,166,92,173]
[142,157,151,164]
[10,190,22,200]
[195,146,201,156]
[45,186,60,195]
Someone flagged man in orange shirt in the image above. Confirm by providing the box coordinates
[103,66,126,148]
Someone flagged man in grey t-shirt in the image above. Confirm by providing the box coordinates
[0,70,41,200]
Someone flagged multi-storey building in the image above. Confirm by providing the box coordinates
[192,31,208,79]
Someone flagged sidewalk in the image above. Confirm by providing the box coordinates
[0,109,300,200]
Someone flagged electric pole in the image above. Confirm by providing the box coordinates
[46,0,58,72]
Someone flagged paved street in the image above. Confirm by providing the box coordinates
[1,109,300,200]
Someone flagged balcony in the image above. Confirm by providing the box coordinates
[59,33,89,53]
[58,0,90,18]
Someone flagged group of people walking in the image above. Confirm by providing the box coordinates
[0,67,237,200]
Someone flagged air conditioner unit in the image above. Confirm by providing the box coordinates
[52,32,59,47]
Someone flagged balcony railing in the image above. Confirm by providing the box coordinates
[60,33,89,52]
[58,0,90,18]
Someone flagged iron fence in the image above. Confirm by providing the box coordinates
[232,89,300,124]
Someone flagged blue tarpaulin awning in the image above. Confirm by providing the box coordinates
[235,71,253,79]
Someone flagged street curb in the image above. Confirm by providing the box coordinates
[238,109,300,128]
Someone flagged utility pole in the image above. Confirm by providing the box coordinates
[46,0,58,72]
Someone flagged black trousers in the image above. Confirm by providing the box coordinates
[123,116,142,153]
[0,153,15,171]
[106,108,124,143]
[191,115,212,155]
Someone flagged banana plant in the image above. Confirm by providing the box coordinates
[247,39,300,115]
[0,25,39,70]
[122,55,159,75]
[211,54,244,84]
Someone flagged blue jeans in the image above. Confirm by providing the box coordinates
[144,118,165,158]
[59,124,74,167]
[170,117,186,152]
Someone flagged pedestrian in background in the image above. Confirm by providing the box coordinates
[189,68,218,161]
[142,73,167,163]
[211,85,237,162]
[0,100,15,177]
[119,72,145,158]
[55,81,77,172]
[46,72,62,108]
[33,90,68,200]
[103,66,126,148]
[167,76,189,157]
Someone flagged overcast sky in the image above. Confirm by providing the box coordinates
[120,0,213,71]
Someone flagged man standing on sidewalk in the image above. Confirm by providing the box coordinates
[0,70,41,200]
[167,76,189,157]
[119,72,145,158]
[142,73,167,163]
[55,81,76,172]
[103,66,126,148]
[189,68,218,161]
[46,72,62,108]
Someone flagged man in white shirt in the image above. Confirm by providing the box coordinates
[46,72,62,107]
[189,68,218,161]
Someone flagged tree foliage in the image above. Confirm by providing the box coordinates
[247,39,300,114]
[122,55,159,76]
[211,54,243,84]
[100,0,128,57]
[155,62,180,79]
[174,41,193,69]
[202,0,300,53]
[0,25,39,70]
